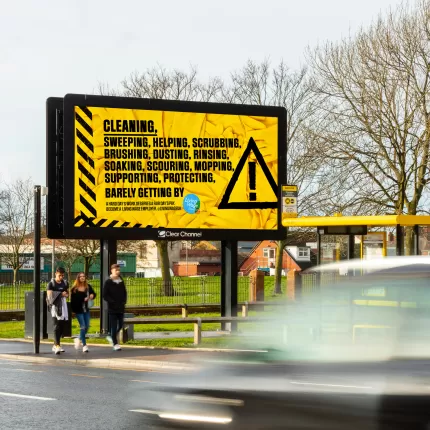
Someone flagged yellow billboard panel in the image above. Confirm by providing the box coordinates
[64,95,286,240]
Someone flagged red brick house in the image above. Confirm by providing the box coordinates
[239,240,313,275]
[173,249,221,276]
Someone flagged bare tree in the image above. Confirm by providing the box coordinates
[308,0,430,254]
[221,60,332,293]
[55,240,80,281]
[0,179,34,284]
[55,239,134,281]
[101,66,220,292]
[63,240,99,278]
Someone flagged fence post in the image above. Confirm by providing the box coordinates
[201,278,206,304]
[287,270,302,301]
[16,283,20,310]
[150,278,155,305]
[194,318,202,345]
[242,302,249,317]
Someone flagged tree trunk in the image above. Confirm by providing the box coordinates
[84,257,90,278]
[13,268,18,285]
[274,239,287,294]
[156,241,174,296]
[66,265,72,283]
[404,226,414,256]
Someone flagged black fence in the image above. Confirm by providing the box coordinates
[0,276,286,311]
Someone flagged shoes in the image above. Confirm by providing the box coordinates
[83,345,89,353]
[53,345,61,355]
[74,338,81,350]
[113,344,121,351]
[106,335,113,346]
[59,346,65,352]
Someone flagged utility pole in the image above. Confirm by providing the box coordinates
[33,186,41,354]
[52,239,55,278]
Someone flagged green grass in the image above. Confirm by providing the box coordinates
[0,276,287,310]
[0,320,23,339]
[0,307,276,349]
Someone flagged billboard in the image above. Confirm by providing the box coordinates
[59,94,286,240]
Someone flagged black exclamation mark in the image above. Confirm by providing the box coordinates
[249,162,256,201]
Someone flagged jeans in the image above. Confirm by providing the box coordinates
[109,313,124,345]
[76,312,90,346]
[52,317,66,346]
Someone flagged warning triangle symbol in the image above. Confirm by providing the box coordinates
[218,137,278,209]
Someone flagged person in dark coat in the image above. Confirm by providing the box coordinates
[46,267,69,355]
[103,263,127,351]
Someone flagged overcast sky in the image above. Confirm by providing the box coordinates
[1,0,403,186]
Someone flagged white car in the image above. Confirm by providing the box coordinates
[130,256,430,429]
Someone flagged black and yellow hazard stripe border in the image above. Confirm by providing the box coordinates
[62,93,287,240]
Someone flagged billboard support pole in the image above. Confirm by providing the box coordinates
[221,240,238,332]
[100,239,117,334]
[414,224,420,256]
[348,234,355,260]
[33,186,41,354]
[396,224,404,256]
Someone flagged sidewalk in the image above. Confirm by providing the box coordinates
[0,339,259,372]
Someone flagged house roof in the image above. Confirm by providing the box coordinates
[285,249,314,271]
[238,241,259,249]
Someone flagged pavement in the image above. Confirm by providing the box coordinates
[0,339,259,372]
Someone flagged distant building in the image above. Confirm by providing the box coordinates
[239,240,313,275]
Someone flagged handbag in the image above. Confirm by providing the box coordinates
[87,289,94,309]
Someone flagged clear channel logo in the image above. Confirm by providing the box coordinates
[183,194,200,214]
[157,230,202,238]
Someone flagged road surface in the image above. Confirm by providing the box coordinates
[0,356,180,429]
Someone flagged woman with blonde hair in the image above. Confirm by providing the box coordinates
[70,272,96,353]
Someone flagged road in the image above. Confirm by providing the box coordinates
[0,357,181,429]
[3,340,430,429]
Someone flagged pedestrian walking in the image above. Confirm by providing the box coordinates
[71,272,96,353]
[46,267,69,355]
[103,263,127,351]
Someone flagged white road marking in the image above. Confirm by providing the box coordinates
[290,381,373,389]
[0,392,56,401]
[129,410,232,424]
[158,412,232,424]
[13,369,44,373]
[69,374,104,378]
[129,379,166,385]
[129,409,159,415]
[175,394,244,406]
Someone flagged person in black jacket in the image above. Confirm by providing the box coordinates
[47,267,69,355]
[103,263,127,351]
[71,272,96,353]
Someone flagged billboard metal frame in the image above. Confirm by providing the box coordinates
[58,94,286,241]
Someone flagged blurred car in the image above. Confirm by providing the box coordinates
[128,256,430,430]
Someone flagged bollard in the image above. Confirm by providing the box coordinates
[194,318,202,345]
[182,304,188,318]
[242,302,249,317]
[120,313,135,343]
